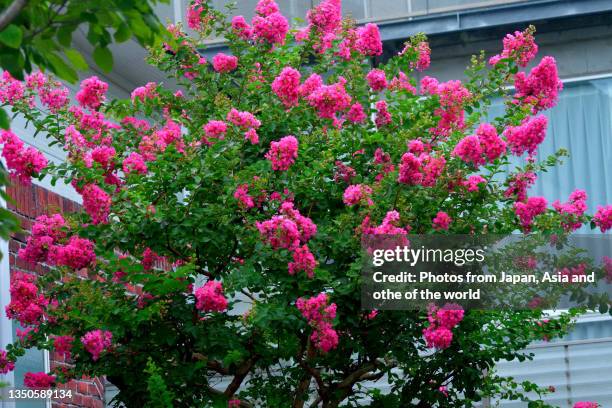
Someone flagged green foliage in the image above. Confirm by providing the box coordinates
[143,358,175,408]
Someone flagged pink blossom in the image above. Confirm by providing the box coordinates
[356,23,382,56]
[552,189,587,231]
[195,281,228,313]
[203,120,228,145]
[423,327,453,349]
[18,214,66,265]
[288,245,317,278]
[514,56,562,112]
[453,123,506,166]
[401,41,431,71]
[75,76,108,110]
[81,184,111,225]
[307,0,342,35]
[123,152,148,175]
[131,82,158,102]
[86,146,116,170]
[272,67,301,108]
[296,293,338,352]
[334,161,356,183]
[231,16,252,39]
[432,211,452,231]
[257,202,316,250]
[299,73,323,97]
[0,71,25,104]
[573,402,599,408]
[53,336,74,358]
[505,172,537,202]
[187,0,208,30]
[212,53,238,73]
[40,85,69,113]
[345,103,366,124]
[306,77,351,119]
[423,304,464,349]
[255,0,279,16]
[366,69,387,91]
[408,140,425,155]
[227,109,261,129]
[463,175,487,192]
[81,330,112,361]
[343,184,374,206]
[0,350,14,374]
[389,72,416,94]
[24,372,55,389]
[514,196,548,230]
[0,130,48,185]
[505,115,548,156]
[234,184,255,209]
[375,100,391,128]
[398,152,445,187]
[363,210,410,236]
[252,12,289,46]
[593,205,612,233]
[228,400,241,408]
[49,235,96,269]
[265,135,299,171]
[490,29,538,67]
[5,272,48,326]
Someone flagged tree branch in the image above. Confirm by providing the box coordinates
[0,0,27,32]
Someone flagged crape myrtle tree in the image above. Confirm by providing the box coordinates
[0,0,611,407]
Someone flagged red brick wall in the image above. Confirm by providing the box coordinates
[7,182,106,408]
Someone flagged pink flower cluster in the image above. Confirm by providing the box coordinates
[432,211,452,231]
[234,184,255,209]
[363,210,410,236]
[49,235,97,270]
[212,53,238,73]
[398,152,446,187]
[187,0,207,30]
[81,183,111,225]
[343,184,374,207]
[356,23,383,56]
[195,281,228,313]
[593,205,612,233]
[0,130,48,185]
[0,350,14,374]
[53,335,74,358]
[306,77,352,120]
[24,372,55,389]
[131,82,158,102]
[463,175,487,192]
[389,72,417,94]
[19,214,97,270]
[296,293,338,352]
[75,76,108,110]
[18,214,66,264]
[366,69,387,92]
[553,189,587,231]
[421,77,472,136]
[514,56,562,112]
[81,329,112,361]
[272,67,301,108]
[307,0,341,35]
[227,109,261,144]
[514,196,548,230]
[123,152,148,175]
[401,41,431,71]
[202,120,228,145]
[505,172,537,202]
[375,100,392,128]
[232,16,253,39]
[504,115,548,156]
[289,245,317,278]
[252,0,289,45]
[5,272,48,326]
[265,135,298,171]
[0,71,25,105]
[423,304,464,349]
[24,72,69,112]
[573,403,599,408]
[453,123,506,167]
[489,29,538,67]
[257,202,318,278]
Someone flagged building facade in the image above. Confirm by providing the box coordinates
[1,0,612,407]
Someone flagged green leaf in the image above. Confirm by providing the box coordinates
[46,53,78,83]
[114,22,132,43]
[93,46,113,72]
[65,48,89,71]
[0,108,10,130]
[0,25,23,49]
